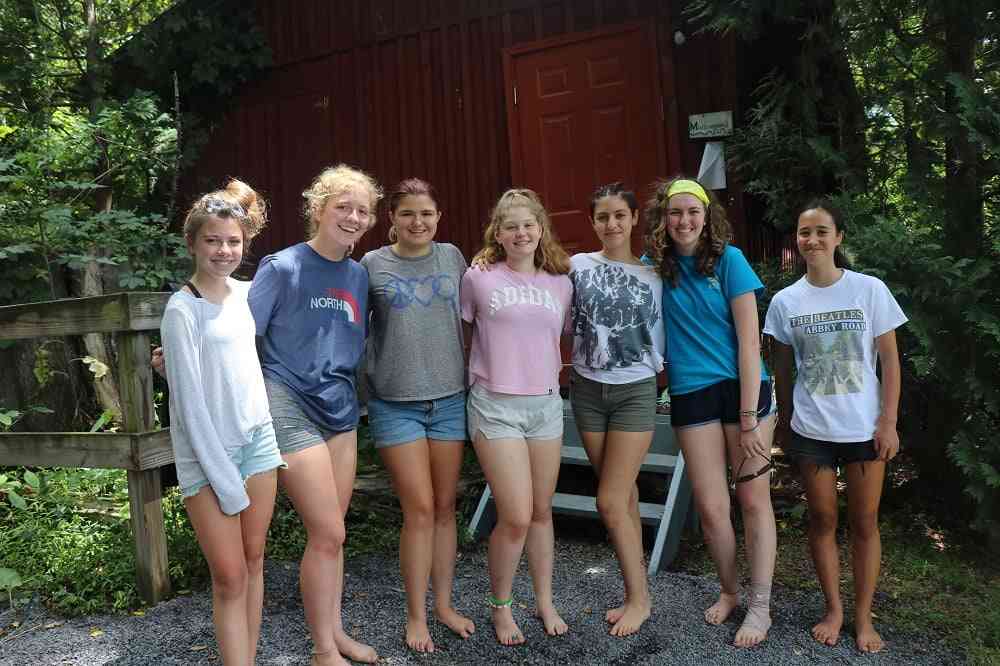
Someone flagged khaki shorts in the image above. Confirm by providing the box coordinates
[569,369,657,433]
[466,383,563,441]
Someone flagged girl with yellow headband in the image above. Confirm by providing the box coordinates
[647,176,777,648]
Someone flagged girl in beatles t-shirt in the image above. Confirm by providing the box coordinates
[764,200,906,654]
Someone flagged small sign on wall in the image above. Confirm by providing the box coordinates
[688,111,733,139]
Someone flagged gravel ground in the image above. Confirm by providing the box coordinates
[0,540,961,665]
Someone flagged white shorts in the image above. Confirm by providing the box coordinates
[466,383,563,441]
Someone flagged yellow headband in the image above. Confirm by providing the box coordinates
[664,179,710,206]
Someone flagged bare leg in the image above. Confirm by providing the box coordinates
[241,471,278,665]
[676,423,741,624]
[427,439,476,638]
[379,438,436,652]
[326,430,378,663]
[524,436,568,636]
[724,418,777,647]
[846,460,886,653]
[579,431,643,626]
[584,429,653,636]
[279,446,349,666]
[799,462,842,646]
[184,487,252,666]
[473,432,533,646]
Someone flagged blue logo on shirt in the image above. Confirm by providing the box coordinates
[387,274,457,309]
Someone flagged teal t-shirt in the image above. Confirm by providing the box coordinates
[662,245,769,395]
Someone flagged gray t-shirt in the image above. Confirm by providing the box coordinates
[361,242,467,401]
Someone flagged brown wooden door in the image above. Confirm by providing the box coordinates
[504,23,669,256]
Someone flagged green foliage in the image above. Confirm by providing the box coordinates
[694,0,1000,541]
[0,466,207,615]
[0,91,188,303]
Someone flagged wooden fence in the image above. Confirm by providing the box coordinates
[0,292,172,604]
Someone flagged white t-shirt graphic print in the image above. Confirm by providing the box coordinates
[764,270,907,442]
[570,252,665,384]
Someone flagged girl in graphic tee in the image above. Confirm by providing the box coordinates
[249,165,382,666]
[647,176,776,647]
[764,200,906,654]
[160,180,284,665]
[360,179,474,652]
[461,189,572,646]
[568,182,664,637]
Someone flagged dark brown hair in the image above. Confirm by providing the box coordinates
[589,182,638,217]
[798,198,852,269]
[386,178,438,243]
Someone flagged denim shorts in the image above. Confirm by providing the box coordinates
[785,432,878,470]
[569,369,657,433]
[264,377,340,454]
[179,421,286,499]
[367,391,467,448]
[467,383,563,441]
[671,379,774,429]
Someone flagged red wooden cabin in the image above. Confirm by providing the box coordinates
[184,0,787,266]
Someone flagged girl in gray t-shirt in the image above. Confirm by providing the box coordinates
[360,178,474,652]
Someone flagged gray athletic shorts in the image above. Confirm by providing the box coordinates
[466,383,563,441]
[264,377,338,454]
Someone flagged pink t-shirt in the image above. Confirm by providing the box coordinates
[460,263,573,395]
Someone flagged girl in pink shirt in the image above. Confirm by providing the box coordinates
[460,189,573,646]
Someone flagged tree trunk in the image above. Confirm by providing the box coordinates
[942,1,983,258]
[77,0,122,419]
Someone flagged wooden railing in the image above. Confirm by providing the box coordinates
[0,292,173,604]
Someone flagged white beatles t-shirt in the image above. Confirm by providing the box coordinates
[764,270,907,442]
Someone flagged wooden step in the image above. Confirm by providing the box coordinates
[551,491,664,525]
[560,444,677,474]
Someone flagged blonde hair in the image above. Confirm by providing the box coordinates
[182,178,267,249]
[471,188,570,275]
[646,175,731,287]
[302,164,383,238]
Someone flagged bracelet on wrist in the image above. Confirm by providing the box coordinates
[739,409,759,418]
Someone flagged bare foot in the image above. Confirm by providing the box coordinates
[536,603,568,636]
[704,591,740,625]
[311,649,349,666]
[333,630,377,664]
[855,621,884,653]
[734,612,771,647]
[405,617,434,653]
[811,608,843,646]
[435,605,475,639]
[491,606,525,646]
[605,603,626,624]
[609,599,651,637]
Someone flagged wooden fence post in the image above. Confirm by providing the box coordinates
[116,330,171,604]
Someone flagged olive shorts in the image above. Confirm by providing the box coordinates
[569,369,657,433]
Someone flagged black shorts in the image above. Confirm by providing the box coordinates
[785,432,878,469]
[670,378,773,429]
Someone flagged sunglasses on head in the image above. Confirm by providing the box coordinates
[202,196,247,221]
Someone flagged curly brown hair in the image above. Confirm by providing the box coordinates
[646,176,731,287]
[471,188,571,275]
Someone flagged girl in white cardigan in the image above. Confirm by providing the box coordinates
[160,179,284,665]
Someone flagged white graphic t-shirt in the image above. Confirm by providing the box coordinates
[764,270,907,442]
[570,252,665,384]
